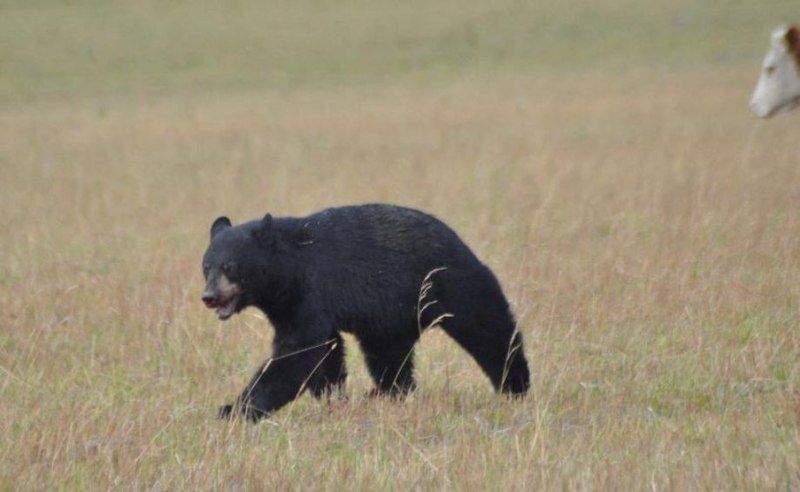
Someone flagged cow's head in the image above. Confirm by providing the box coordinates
[750,25,800,118]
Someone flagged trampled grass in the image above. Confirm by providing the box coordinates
[1,1,799,489]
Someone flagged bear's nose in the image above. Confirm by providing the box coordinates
[202,292,217,308]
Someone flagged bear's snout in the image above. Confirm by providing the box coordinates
[202,292,219,308]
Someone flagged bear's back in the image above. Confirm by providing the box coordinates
[302,204,475,265]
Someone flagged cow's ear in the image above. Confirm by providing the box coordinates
[786,25,800,52]
[210,216,232,239]
[252,213,273,245]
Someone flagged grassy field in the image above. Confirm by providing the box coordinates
[2,0,800,489]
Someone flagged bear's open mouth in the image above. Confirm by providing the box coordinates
[215,294,240,320]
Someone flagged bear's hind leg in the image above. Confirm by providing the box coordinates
[441,313,529,395]
[438,271,530,395]
[358,336,417,397]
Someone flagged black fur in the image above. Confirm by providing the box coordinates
[202,204,530,421]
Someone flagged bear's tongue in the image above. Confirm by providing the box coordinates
[216,298,237,320]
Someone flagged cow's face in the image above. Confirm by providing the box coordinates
[750,26,800,118]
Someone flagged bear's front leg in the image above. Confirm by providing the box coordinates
[219,330,338,422]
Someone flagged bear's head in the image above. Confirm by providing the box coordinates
[201,214,279,320]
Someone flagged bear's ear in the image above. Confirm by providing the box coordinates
[252,213,273,246]
[210,216,232,239]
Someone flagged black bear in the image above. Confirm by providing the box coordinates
[201,204,529,421]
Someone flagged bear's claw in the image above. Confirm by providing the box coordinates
[217,402,267,422]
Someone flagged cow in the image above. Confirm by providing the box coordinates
[749,25,800,118]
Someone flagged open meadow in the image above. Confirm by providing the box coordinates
[2,0,800,489]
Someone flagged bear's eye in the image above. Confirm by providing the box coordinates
[222,262,236,276]
[202,263,210,277]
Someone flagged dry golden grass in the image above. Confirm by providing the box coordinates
[2,66,800,489]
